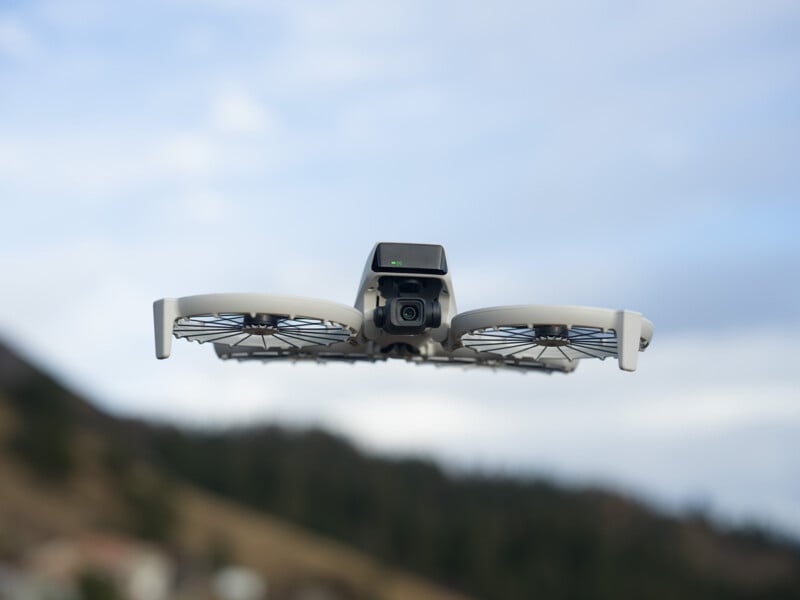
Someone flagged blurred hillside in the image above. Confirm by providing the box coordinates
[1,339,799,600]
[0,341,468,600]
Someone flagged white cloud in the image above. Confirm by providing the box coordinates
[0,140,28,178]
[0,17,37,58]
[155,133,219,177]
[618,384,799,436]
[211,87,275,136]
[36,0,112,30]
[0,135,160,200]
[264,44,383,90]
[174,188,235,225]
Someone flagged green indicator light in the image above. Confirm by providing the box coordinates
[390,259,403,266]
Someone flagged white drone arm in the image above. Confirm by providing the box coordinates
[448,305,652,372]
[153,294,363,359]
[153,297,179,359]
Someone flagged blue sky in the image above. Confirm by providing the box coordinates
[2,1,799,537]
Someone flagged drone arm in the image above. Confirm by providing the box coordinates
[152,294,365,360]
[153,298,179,359]
[616,309,643,372]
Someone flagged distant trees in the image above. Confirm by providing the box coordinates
[77,569,120,600]
[8,376,75,480]
[148,424,800,600]
[4,359,179,546]
[119,474,177,544]
[103,443,177,544]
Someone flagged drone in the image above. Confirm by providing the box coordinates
[153,242,653,373]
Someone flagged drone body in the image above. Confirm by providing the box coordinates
[154,242,653,373]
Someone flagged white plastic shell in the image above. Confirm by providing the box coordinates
[449,305,654,372]
[153,294,363,359]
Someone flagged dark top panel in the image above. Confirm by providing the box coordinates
[372,243,448,275]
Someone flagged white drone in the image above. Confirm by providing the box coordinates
[154,242,653,373]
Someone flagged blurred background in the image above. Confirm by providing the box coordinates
[1,1,799,598]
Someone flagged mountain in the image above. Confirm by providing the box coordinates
[1,339,799,600]
[0,341,467,600]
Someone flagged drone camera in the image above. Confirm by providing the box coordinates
[374,277,442,334]
[395,299,424,326]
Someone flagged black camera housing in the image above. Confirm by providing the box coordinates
[373,277,442,335]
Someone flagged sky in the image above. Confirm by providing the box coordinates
[1,1,799,538]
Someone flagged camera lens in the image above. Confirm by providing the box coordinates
[400,304,419,321]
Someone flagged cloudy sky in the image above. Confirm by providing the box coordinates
[2,1,799,537]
